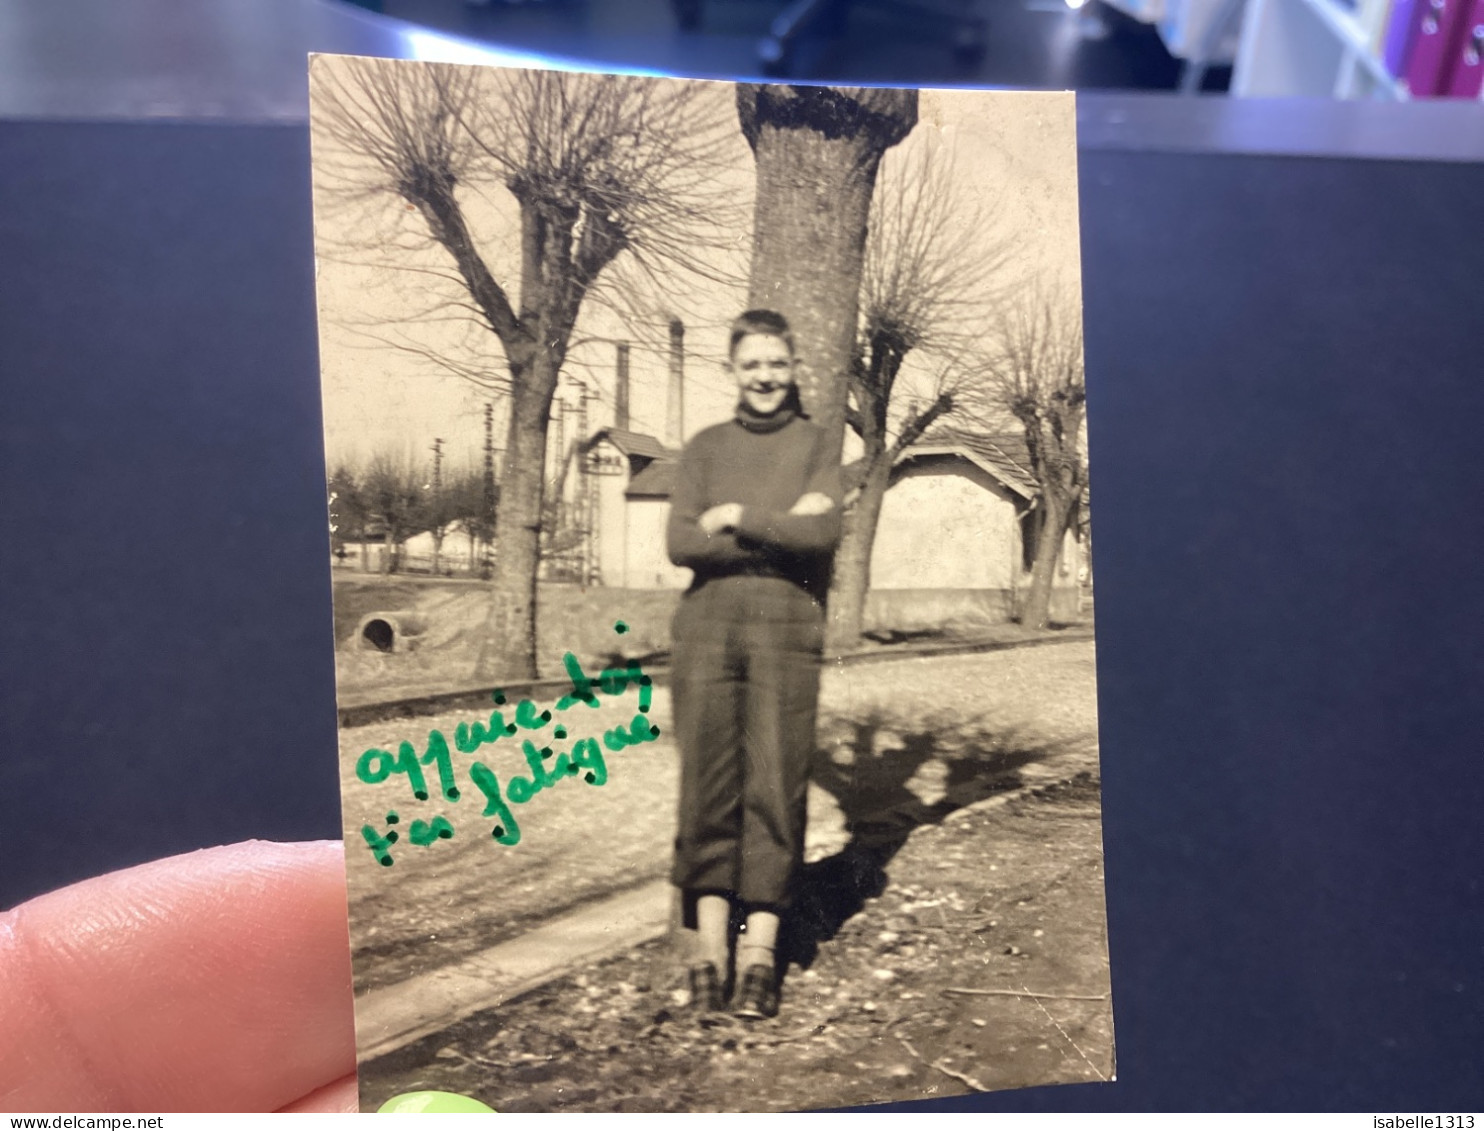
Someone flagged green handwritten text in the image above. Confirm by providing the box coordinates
[355,638,659,865]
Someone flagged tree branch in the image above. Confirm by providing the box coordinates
[890,391,954,460]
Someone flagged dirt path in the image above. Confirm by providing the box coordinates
[339,642,1102,996]
[361,776,1113,1112]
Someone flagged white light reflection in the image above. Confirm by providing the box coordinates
[401,28,667,77]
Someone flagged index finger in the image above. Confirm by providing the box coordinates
[0,840,356,1113]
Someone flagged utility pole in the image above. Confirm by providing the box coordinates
[667,319,685,449]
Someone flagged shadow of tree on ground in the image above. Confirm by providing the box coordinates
[783,708,1092,971]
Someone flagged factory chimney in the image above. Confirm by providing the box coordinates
[667,319,684,448]
[615,342,631,431]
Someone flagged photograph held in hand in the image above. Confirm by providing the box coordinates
[310,54,1109,1111]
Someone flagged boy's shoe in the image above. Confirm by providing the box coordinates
[732,963,780,1019]
[687,962,727,1012]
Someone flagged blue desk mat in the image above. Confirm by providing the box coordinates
[2,118,1481,1111]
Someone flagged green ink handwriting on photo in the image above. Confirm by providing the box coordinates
[356,743,429,802]
[614,620,629,634]
[409,815,455,845]
[515,697,552,729]
[363,652,655,862]
[377,1090,497,1114]
[454,708,518,755]
[419,729,459,801]
[603,713,662,753]
[554,652,601,710]
[469,760,521,845]
[360,825,395,867]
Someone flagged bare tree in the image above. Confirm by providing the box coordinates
[973,284,1088,631]
[827,141,1012,652]
[737,84,918,464]
[421,445,457,578]
[311,57,739,678]
[327,462,369,571]
[362,453,426,575]
[430,466,496,577]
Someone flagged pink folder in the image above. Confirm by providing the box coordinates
[1405,0,1469,94]
[1442,0,1484,95]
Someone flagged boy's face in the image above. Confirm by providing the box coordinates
[729,332,795,417]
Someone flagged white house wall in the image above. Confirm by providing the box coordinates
[871,459,1022,590]
[625,498,691,590]
[593,442,629,587]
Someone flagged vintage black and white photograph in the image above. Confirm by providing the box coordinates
[309,54,1108,1113]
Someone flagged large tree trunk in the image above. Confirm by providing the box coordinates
[475,350,561,681]
[827,457,892,654]
[398,95,622,679]
[1021,492,1075,631]
[737,86,917,465]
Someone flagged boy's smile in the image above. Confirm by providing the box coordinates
[730,332,795,417]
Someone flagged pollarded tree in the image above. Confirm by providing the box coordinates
[441,466,495,575]
[736,84,918,465]
[361,453,426,575]
[975,285,1088,631]
[312,57,739,678]
[827,139,1011,652]
[420,446,459,578]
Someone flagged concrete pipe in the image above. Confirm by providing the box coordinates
[356,611,429,654]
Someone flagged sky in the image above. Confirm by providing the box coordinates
[309,61,1083,481]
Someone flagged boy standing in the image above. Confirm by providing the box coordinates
[666,309,842,1019]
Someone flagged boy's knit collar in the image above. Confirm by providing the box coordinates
[734,385,804,433]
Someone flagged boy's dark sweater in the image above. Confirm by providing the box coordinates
[666,414,843,596]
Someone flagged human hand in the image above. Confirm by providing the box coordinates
[698,503,743,535]
[0,840,357,1113]
[788,492,835,517]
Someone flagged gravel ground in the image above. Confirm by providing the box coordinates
[340,641,1102,995]
[361,776,1114,1112]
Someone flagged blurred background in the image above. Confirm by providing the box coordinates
[4,0,1484,124]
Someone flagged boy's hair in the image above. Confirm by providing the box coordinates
[728,309,795,360]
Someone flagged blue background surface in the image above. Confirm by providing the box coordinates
[1,119,1481,1112]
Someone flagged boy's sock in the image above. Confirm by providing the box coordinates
[695,893,731,971]
[735,909,779,973]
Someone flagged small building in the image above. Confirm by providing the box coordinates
[579,427,687,589]
[571,424,1087,623]
[866,429,1086,627]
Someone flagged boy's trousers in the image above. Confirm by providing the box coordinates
[670,575,825,918]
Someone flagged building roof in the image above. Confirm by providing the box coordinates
[608,427,1042,504]
[842,428,1039,500]
[904,427,1038,498]
[584,427,678,462]
[625,459,678,499]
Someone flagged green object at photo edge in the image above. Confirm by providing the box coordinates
[378,1090,499,1113]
